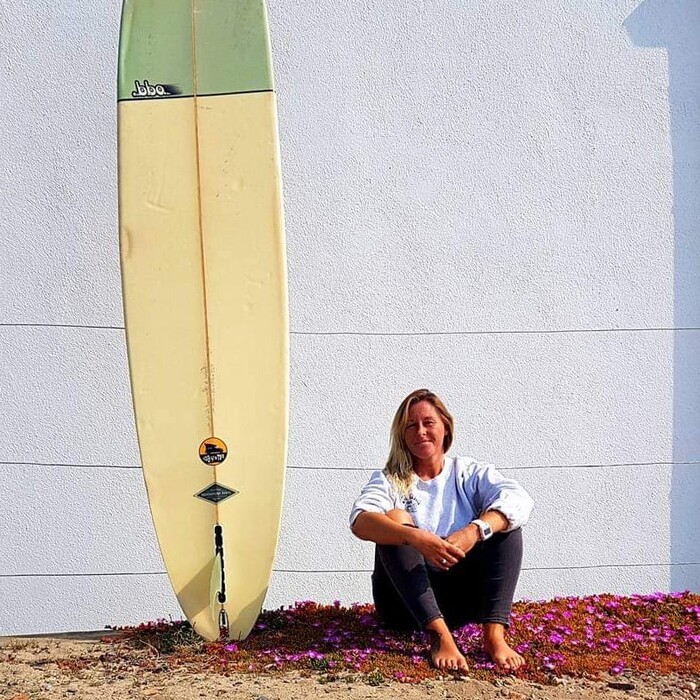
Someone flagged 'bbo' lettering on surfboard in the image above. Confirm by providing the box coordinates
[131,80,181,99]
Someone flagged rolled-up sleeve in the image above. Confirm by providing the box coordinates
[349,470,397,527]
[467,462,534,531]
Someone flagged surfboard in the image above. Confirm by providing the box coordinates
[117,0,288,641]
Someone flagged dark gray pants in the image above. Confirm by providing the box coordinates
[372,528,523,630]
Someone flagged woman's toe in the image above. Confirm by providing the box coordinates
[508,654,523,671]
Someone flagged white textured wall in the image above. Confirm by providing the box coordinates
[1,0,699,635]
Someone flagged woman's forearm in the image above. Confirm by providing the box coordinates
[351,512,417,545]
[480,509,510,533]
[447,509,510,550]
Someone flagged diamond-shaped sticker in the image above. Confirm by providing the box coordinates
[196,483,238,504]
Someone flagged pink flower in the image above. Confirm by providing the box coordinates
[609,661,625,675]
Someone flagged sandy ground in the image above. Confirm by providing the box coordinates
[1,635,698,700]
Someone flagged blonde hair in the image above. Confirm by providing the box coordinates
[384,389,454,495]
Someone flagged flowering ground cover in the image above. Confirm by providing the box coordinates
[110,591,700,685]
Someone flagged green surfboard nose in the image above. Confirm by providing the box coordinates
[118,0,274,102]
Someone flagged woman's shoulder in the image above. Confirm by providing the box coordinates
[451,456,500,481]
[451,455,481,474]
[360,468,394,490]
[353,469,402,508]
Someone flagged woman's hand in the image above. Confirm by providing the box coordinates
[445,524,480,557]
[410,528,466,571]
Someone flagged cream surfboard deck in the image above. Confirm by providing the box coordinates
[118,0,288,641]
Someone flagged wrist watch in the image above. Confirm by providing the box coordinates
[470,518,493,541]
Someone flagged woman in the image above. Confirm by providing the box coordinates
[350,389,534,673]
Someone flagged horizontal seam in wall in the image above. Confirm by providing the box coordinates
[3,461,698,471]
[0,324,126,331]
[1,324,699,336]
[286,462,700,472]
[291,327,700,337]
[274,563,700,573]
[0,572,166,578]
[2,563,699,578]
[0,461,142,469]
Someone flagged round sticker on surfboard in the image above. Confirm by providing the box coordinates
[199,438,228,465]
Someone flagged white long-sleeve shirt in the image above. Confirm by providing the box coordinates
[349,456,534,537]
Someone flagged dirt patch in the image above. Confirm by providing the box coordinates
[1,637,697,700]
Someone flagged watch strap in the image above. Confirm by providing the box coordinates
[471,518,493,541]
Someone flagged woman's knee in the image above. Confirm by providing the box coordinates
[481,527,524,574]
[386,509,416,526]
[493,527,523,553]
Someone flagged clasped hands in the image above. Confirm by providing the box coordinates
[409,524,480,572]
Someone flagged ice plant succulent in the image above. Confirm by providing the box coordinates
[109,592,700,684]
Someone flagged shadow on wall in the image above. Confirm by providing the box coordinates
[625,0,700,593]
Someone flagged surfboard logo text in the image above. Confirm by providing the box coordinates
[199,437,228,465]
[196,483,238,504]
[131,80,182,99]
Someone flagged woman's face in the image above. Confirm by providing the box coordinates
[404,400,446,463]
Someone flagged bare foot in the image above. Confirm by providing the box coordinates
[483,624,525,672]
[428,629,469,674]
